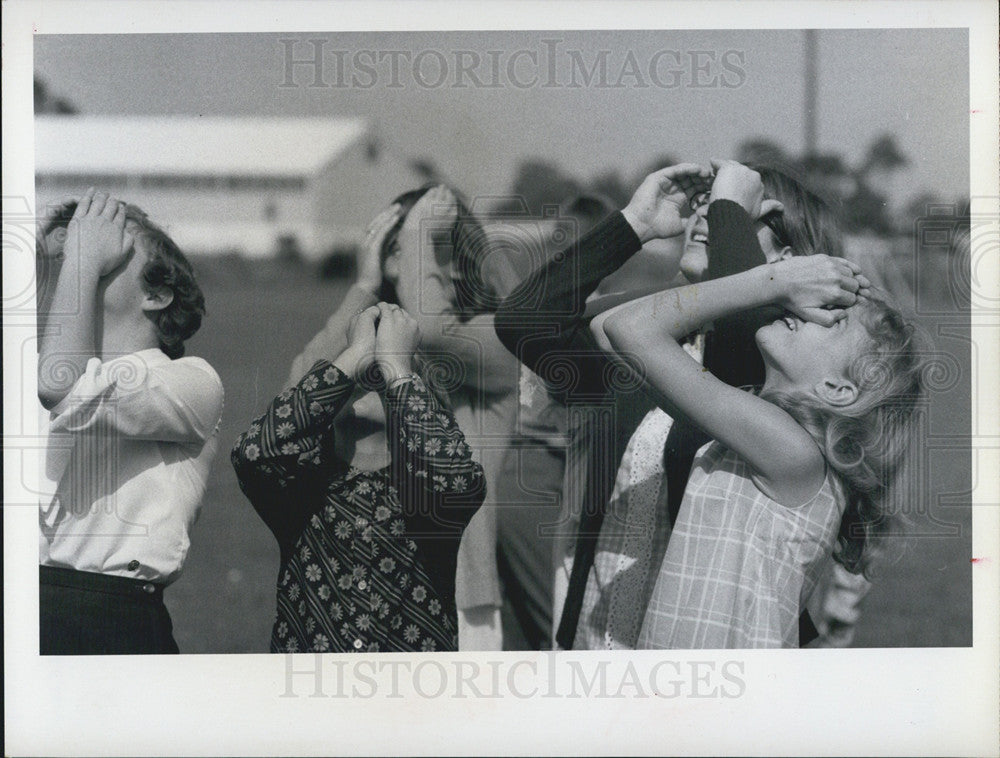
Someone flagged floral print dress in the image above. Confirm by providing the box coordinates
[232,361,485,653]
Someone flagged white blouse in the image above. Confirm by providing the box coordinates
[39,348,224,585]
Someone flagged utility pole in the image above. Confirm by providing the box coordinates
[804,29,818,157]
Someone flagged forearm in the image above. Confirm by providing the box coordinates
[38,257,100,409]
[494,212,642,364]
[494,212,641,400]
[49,358,224,445]
[706,199,767,278]
[234,358,354,480]
[703,198,781,386]
[36,253,65,337]
[384,376,486,518]
[287,283,378,386]
[605,266,777,347]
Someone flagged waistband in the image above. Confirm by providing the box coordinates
[40,565,166,601]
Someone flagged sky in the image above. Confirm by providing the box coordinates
[34,29,970,205]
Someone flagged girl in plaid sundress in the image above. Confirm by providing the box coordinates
[598,162,924,648]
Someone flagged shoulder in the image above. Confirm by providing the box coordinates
[156,354,225,409]
[171,355,222,387]
[161,355,222,390]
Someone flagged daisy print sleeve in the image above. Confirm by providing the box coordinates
[231,359,355,551]
[384,375,486,529]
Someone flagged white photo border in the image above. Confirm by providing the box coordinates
[4,1,998,756]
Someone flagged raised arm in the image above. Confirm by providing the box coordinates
[286,206,400,386]
[602,257,865,504]
[384,374,486,530]
[236,301,380,485]
[49,355,223,445]
[233,358,355,489]
[38,189,130,410]
[372,304,486,592]
[494,164,713,401]
[235,307,381,559]
[35,198,77,340]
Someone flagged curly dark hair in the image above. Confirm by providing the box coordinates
[40,199,205,358]
[131,215,206,358]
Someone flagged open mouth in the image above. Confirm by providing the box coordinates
[781,315,797,331]
[690,231,709,245]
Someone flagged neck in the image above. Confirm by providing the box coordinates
[760,364,798,396]
[99,311,161,359]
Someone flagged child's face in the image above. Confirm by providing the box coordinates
[756,304,870,397]
[679,203,790,283]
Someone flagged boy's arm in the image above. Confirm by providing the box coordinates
[494,164,712,401]
[493,211,641,400]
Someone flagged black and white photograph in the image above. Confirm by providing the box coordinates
[4,1,999,755]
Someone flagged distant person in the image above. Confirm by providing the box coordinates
[233,294,486,652]
[38,189,223,654]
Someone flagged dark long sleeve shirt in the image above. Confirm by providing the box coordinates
[232,362,485,653]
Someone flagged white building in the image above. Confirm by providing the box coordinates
[35,115,427,260]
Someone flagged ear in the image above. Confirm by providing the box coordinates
[141,287,173,313]
[777,246,794,262]
[814,376,858,407]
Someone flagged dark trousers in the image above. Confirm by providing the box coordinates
[40,565,179,655]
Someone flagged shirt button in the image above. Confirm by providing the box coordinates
[357,580,367,591]
[127,560,140,571]
[141,583,156,594]
[353,638,363,650]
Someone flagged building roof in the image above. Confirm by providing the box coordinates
[35,115,369,177]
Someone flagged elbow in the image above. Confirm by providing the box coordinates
[602,314,633,353]
[603,305,655,353]
[38,389,62,412]
[229,434,260,474]
[492,307,520,355]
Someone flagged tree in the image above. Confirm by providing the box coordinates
[736,138,790,168]
[497,159,583,215]
[861,134,908,175]
[34,76,78,115]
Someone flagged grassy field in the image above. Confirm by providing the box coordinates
[165,247,973,652]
